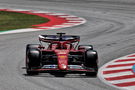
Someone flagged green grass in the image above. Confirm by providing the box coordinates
[0,11,50,31]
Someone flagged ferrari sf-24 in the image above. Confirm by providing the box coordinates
[26,33,98,76]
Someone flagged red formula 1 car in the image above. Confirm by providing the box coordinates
[26,33,98,76]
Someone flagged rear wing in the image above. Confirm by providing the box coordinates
[39,35,80,43]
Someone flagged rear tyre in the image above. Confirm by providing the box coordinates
[26,44,41,75]
[84,50,98,76]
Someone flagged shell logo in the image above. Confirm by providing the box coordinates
[58,55,67,59]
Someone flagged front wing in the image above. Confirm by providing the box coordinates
[28,65,96,73]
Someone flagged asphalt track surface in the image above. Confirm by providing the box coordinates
[1,0,135,90]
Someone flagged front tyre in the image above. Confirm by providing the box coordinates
[26,44,41,75]
[84,50,98,76]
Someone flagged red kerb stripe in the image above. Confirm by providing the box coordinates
[103,69,132,74]
[107,63,135,68]
[114,81,135,87]
[105,75,135,81]
[128,55,135,57]
[115,59,135,62]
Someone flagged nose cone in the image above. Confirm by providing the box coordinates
[55,50,69,70]
[57,55,68,70]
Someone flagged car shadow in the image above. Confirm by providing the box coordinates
[23,73,97,78]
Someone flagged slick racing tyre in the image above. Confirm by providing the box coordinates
[26,44,40,51]
[78,45,93,51]
[84,50,98,76]
[26,44,41,75]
